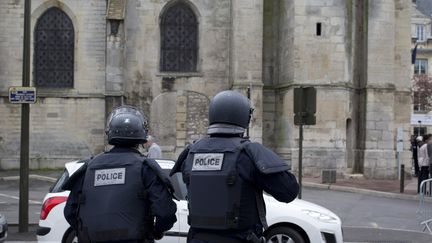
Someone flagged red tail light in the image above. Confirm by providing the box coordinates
[40,196,68,220]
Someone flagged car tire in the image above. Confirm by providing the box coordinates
[63,228,78,243]
[265,226,305,243]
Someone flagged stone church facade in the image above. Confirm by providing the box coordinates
[0,0,412,179]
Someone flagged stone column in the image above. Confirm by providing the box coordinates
[230,0,264,142]
[363,0,411,178]
[106,1,126,118]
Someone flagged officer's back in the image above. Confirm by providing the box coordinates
[172,91,299,243]
[63,106,177,243]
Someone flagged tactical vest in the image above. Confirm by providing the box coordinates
[78,151,150,242]
[185,137,260,230]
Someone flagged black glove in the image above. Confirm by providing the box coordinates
[153,230,164,240]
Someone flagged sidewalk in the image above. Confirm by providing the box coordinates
[302,174,420,200]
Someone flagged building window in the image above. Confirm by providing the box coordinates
[414,59,427,75]
[414,127,427,137]
[416,24,426,42]
[34,7,74,88]
[160,2,198,72]
[414,101,427,112]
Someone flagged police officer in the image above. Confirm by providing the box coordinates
[63,105,177,243]
[171,90,299,243]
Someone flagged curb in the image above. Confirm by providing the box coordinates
[303,181,423,201]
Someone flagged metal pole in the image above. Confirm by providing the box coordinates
[298,124,303,199]
[397,151,401,180]
[400,164,405,193]
[418,121,421,136]
[246,85,251,138]
[19,0,31,233]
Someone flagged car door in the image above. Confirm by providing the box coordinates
[177,199,189,243]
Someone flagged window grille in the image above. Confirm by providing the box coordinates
[34,7,74,88]
[160,2,198,72]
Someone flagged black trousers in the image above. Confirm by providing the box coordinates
[418,166,429,193]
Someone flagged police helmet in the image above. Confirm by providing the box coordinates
[106,105,148,146]
[207,90,253,135]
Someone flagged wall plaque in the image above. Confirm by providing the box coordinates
[107,0,126,20]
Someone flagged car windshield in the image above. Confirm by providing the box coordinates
[50,169,69,193]
[162,169,187,200]
[50,163,188,200]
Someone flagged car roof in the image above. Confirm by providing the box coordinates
[155,159,175,169]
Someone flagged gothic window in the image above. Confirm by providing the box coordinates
[34,7,74,88]
[160,2,198,72]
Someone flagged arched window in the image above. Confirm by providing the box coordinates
[34,7,74,88]
[160,2,198,72]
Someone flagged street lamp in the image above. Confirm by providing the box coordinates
[418,120,422,136]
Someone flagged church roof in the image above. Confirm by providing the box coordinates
[413,2,430,19]
[417,0,432,17]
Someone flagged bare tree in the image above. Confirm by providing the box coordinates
[412,74,432,112]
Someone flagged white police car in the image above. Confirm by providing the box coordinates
[37,159,343,243]
[0,214,7,243]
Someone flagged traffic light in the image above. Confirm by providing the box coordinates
[294,87,316,125]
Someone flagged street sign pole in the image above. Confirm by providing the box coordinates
[19,0,31,233]
[298,123,303,199]
[298,87,304,199]
[293,86,316,199]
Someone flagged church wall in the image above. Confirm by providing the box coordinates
[122,0,232,109]
[0,0,413,179]
[0,0,107,169]
[274,0,354,176]
[121,0,233,155]
[363,0,412,178]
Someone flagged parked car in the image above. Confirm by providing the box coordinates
[37,159,343,243]
[0,213,7,243]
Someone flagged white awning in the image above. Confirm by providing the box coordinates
[411,113,432,125]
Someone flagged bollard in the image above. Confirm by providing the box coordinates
[400,164,405,193]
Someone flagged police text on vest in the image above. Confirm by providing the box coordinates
[192,153,224,171]
[94,168,126,186]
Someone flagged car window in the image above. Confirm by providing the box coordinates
[162,169,187,200]
[50,169,69,193]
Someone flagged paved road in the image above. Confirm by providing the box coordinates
[302,187,432,242]
[0,178,51,225]
[302,187,420,231]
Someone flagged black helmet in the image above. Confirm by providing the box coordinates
[207,90,253,134]
[106,105,148,146]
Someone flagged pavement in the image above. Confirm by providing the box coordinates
[302,173,420,201]
[0,169,430,242]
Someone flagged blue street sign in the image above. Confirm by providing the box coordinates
[9,86,37,104]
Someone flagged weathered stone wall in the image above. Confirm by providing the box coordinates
[273,0,352,176]
[122,0,232,114]
[363,0,412,179]
[0,97,105,169]
[0,0,107,169]
[0,0,412,179]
